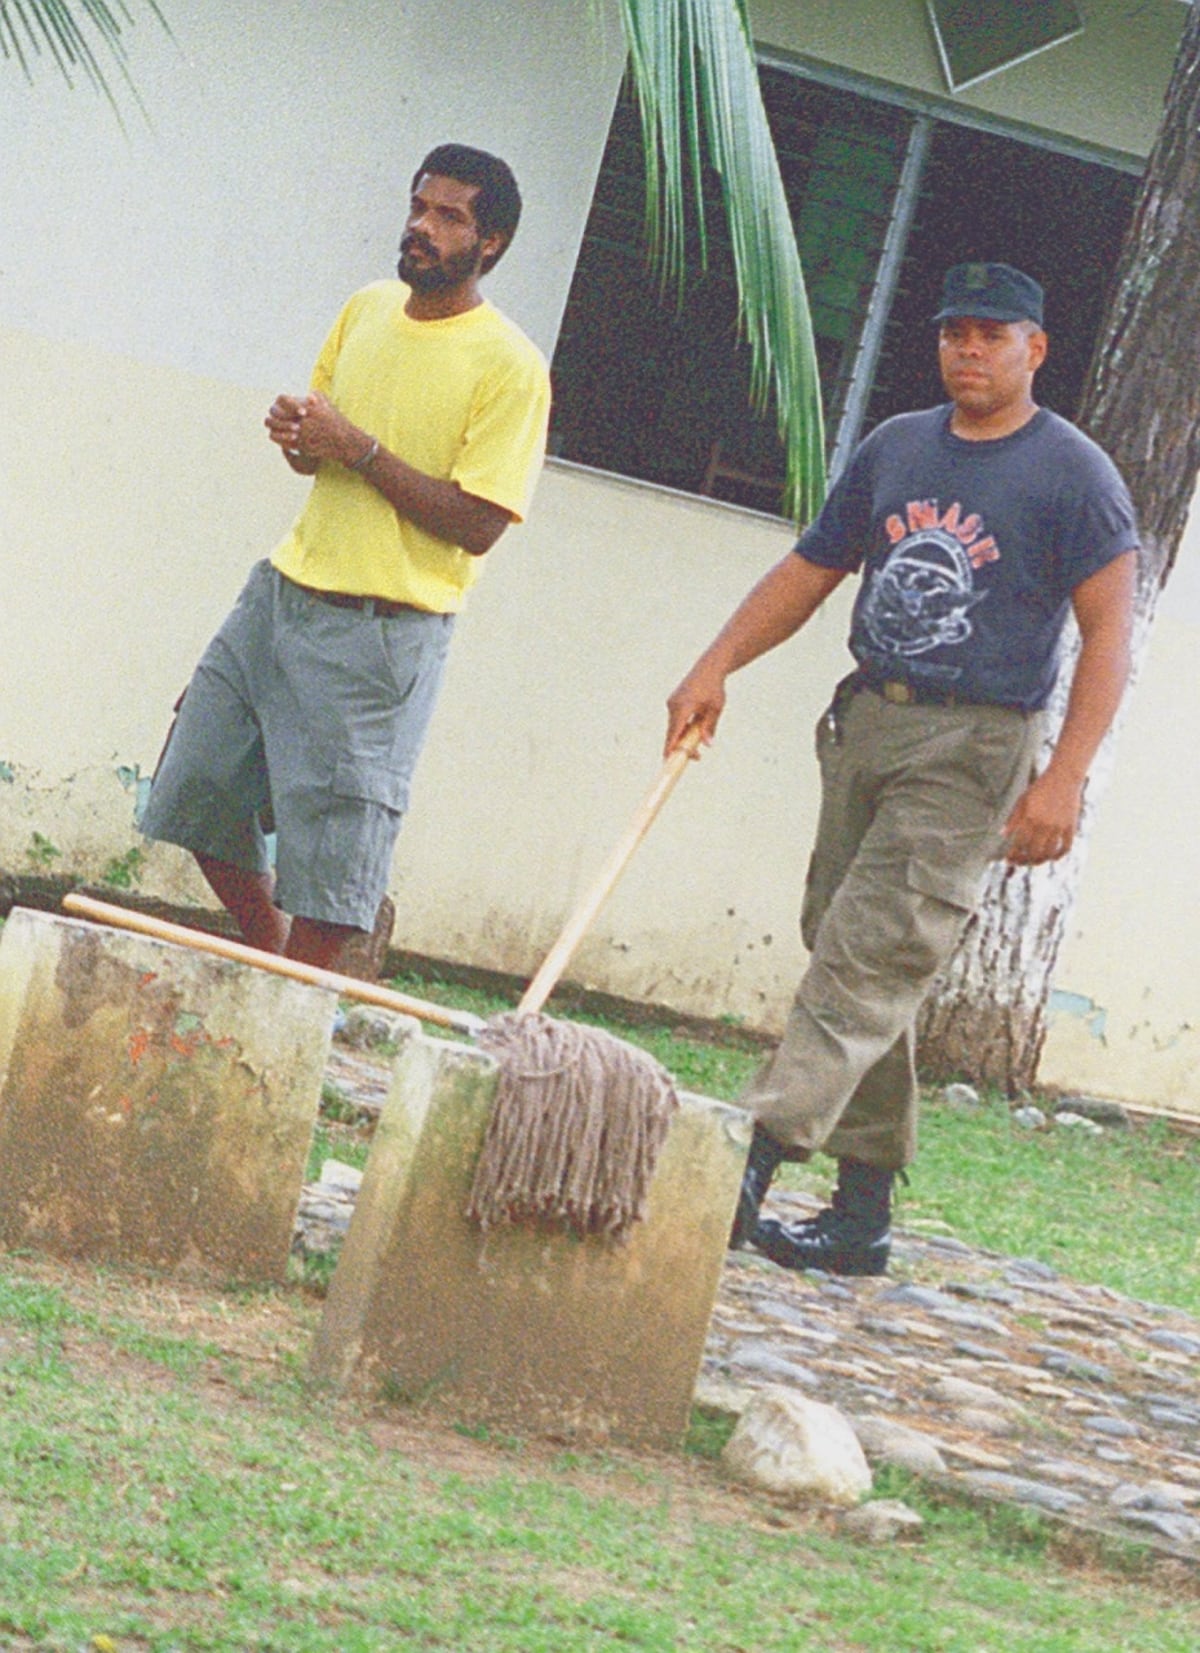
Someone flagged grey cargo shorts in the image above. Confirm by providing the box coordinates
[140,560,454,929]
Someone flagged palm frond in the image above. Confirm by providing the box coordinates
[616,0,826,522]
[0,0,170,121]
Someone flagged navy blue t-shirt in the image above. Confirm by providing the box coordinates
[796,406,1138,710]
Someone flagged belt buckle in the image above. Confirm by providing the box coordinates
[881,680,915,705]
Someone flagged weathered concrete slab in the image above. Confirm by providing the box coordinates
[310,1031,746,1449]
[0,907,335,1281]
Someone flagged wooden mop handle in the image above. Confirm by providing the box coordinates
[517,722,705,1016]
[60,892,487,1036]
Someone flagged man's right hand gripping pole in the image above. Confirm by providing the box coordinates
[664,658,728,761]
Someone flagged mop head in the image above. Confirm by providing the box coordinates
[466,1012,680,1242]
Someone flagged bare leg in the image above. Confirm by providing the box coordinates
[195,853,291,954]
[195,854,390,976]
[285,916,360,970]
[288,897,395,980]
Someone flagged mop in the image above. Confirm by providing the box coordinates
[62,725,702,1244]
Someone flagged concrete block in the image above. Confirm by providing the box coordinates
[0,907,335,1280]
[310,1030,746,1449]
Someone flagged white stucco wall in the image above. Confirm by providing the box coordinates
[2,0,1197,1115]
[2,0,624,375]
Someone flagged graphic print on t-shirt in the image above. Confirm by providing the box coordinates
[860,498,1000,673]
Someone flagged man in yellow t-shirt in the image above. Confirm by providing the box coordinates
[141,144,551,974]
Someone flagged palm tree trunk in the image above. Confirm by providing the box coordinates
[917,6,1200,1092]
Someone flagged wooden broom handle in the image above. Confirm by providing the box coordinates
[60,892,487,1036]
[62,723,704,1030]
[517,722,705,1016]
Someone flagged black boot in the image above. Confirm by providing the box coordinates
[751,1156,893,1276]
[729,1123,787,1249]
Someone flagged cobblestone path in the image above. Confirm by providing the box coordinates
[302,1029,1199,1569]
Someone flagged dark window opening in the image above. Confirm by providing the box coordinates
[549,66,1136,520]
[865,124,1137,430]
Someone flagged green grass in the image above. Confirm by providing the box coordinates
[0,1267,221,1377]
[0,1258,1196,1652]
[907,1105,1198,1311]
[385,969,1200,1317]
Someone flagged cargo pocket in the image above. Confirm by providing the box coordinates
[314,752,411,914]
[896,853,987,978]
[331,751,410,817]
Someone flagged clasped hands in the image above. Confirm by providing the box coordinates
[264,392,367,468]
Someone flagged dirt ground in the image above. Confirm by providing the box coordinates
[7,1243,1200,1619]
[7,1248,797,1538]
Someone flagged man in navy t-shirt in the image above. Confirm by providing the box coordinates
[664,262,1138,1276]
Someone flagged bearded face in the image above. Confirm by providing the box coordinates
[397,227,486,293]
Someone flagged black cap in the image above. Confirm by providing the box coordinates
[933,262,1044,327]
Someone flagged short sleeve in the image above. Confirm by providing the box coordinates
[1053,445,1139,592]
[792,439,876,572]
[450,353,552,523]
[309,293,363,397]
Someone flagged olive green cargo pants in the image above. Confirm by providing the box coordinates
[742,683,1043,1170]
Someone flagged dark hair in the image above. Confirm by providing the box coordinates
[412,143,522,272]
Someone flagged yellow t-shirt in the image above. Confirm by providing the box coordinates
[271,281,551,612]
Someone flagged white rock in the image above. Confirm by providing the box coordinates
[930,1374,1024,1417]
[943,1083,980,1108]
[1012,1105,1046,1129]
[722,1386,872,1507]
[837,1499,925,1544]
[958,1406,1018,1437]
[1053,1111,1104,1135]
[318,1159,364,1193]
[851,1415,948,1477]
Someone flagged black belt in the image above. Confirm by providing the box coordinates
[873,678,966,707]
[854,670,969,708]
[290,579,426,619]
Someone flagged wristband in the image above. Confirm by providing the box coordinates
[348,438,380,472]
